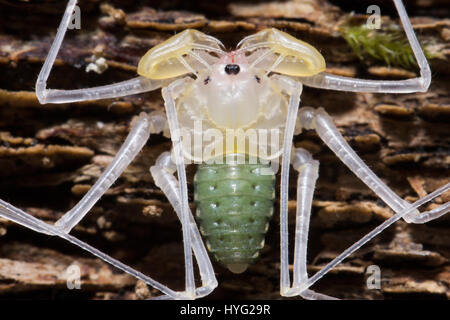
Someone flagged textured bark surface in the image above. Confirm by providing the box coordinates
[0,0,448,300]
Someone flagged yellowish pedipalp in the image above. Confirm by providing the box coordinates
[239,28,326,77]
[138,29,223,80]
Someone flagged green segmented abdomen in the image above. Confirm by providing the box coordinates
[194,156,275,274]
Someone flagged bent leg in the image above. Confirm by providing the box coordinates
[150,152,218,299]
[161,77,196,297]
[272,74,449,296]
[36,0,163,104]
[56,111,166,233]
[282,148,337,300]
[297,107,450,223]
[0,110,215,299]
[298,0,431,94]
[294,106,450,292]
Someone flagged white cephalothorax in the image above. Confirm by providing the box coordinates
[136,28,325,162]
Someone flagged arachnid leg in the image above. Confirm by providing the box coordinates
[0,112,199,299]
[298,0,431,93]
[3,112,163,233]
[272,75,335,299]
[286,148,337,300]
[150,152,218,299]
[298,183,449,294]
[36,0,163,104]
[297,107,450,223]
[268,74,302,296]
[402,201,450,224]
[272,74,449,297]
[293,106,450,293]
[55,112,166,233]
[161,77,197,298]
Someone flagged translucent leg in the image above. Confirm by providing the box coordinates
[294,106,450,292]
[285,148,337,300]
[297,107,449,223]
[161,77,196,298]
[0,113,208,299]
[150,152,218,299]
[298,0,431,93]
[36,0,163,104]
[273,76,337,299]
[269,75,303,295]
[0,201,196,298]
[55,111,166,233]
[403,201,450,224]
[291,149,318,288]
[0,170,209,299]
[297,182,450,293]
[273,75,448,296]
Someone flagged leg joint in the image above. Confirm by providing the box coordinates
[292,147,318,171]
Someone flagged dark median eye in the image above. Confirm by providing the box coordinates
[225,64,240,75]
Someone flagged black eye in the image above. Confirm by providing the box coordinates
[225,64,240,75]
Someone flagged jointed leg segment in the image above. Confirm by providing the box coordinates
[56,111,166,233]
[297,107,450,224]
[0,107,216,299]
[36,0,163,104]
[298,182,449,294]
[161,77,197,297]
[298,0,431,93]
[289,106,450,297]
[150,152,218,298]
[1,112,160,235]
[287,148,337,300]
[270,75,302,295]
[275,73,449,299]
[0,112,205,299]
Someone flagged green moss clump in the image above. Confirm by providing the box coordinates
[339,22,435,69]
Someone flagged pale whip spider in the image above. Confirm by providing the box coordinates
[0,0,448,299]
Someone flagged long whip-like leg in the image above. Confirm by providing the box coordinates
[269,75,302,294]
[56,112,166,232]
[0,202,187,298]
[150,152,218,299]
[273,76,338,299]
[161,77,196,298]
[272,74,449,297]
[289,148,337,300]
[298,0,431,94]
[298,182,449,293]
[294,106,450,292]
[36,0,163,104]
[0,112,199,299]
[298,107,450,223]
